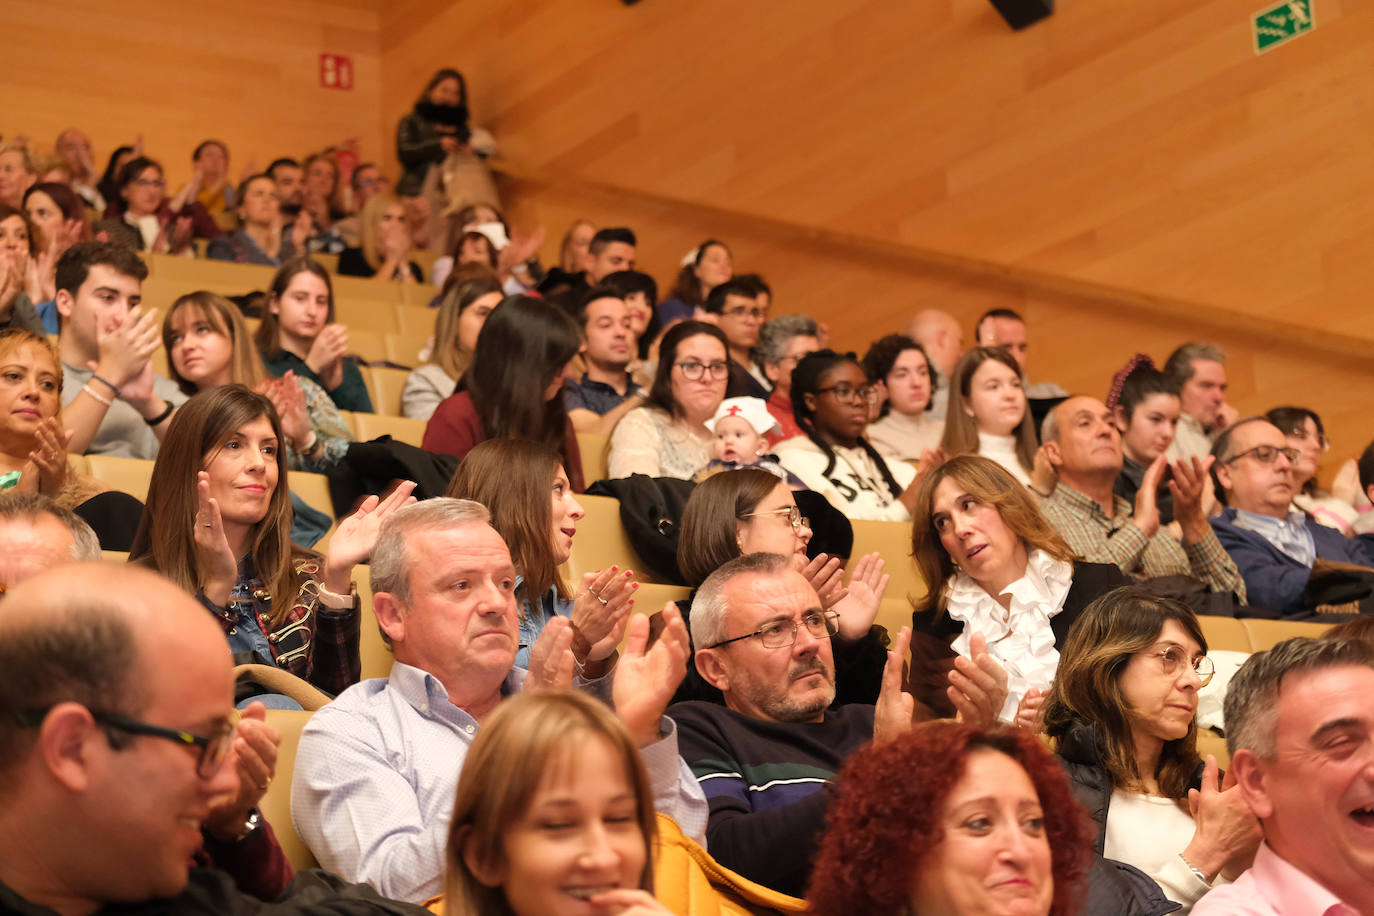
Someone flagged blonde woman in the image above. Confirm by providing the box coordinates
[338,193,423,282]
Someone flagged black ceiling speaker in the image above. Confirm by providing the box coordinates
[989,0,1054,30]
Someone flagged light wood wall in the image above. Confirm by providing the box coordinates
[379,0,1373,469]
[2,0,385,187]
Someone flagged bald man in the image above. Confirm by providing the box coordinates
[907,308,964,421]
[0,564,425,914]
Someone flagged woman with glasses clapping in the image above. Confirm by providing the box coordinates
[774,349,919,521]
[608,320,730,480]
[1043,587,1262,914]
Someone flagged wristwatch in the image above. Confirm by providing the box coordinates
[231,808,263,842]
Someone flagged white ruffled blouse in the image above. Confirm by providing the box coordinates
[944,549,1073,722]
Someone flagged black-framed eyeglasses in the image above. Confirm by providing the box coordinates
[740,505,809,532]
[15,707,239,779]
[1224,444,1300,467]
[706,610,839,650]
[1138,645,1215,687]
[815,385,878,405]
[676,359,730,381]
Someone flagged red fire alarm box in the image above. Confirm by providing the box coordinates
[319,54,354,91]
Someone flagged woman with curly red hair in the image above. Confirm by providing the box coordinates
[806,721,1092,916]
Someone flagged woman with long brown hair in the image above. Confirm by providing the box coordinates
[1043,587,1262,912]
[908,455,1130,721]
[130,385,414,695]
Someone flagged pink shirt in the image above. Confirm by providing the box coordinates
[1192,843,1361,916]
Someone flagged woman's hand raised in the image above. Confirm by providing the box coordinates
[322,481,418,593]
[27,417,73,496]
[195,471,240,606]
[571,566,638,671]
[305,324,349,391]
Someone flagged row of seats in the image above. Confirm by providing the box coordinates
[146,251,442,308]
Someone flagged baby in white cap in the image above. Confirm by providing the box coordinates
[696,397,805,488]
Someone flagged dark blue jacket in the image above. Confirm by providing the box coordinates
[1210,508,1374,615]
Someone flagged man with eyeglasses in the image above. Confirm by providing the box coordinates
[702,279,770,399]
[0,563,424,914]
[670,552,1006,898]
[1210,418,1374,617]
[1193,636,1374,915]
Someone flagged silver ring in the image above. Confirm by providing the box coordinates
[596,594,608,605]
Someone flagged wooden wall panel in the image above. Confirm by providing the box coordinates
[379,0,1374,343]
[2,0,385,187]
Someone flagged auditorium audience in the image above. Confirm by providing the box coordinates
[774,349,917,521]
[909,455,1131,720]
[1265,405,1358,535]
[1109,354,1182,525]
[0,203,44,335]
[109,155,219,252]
[1164,342,1238,461]
[907,307,964,421]
[423,294,583,486]
[22,182,88,323]
[206,173,303,266]
[701,277,769,398]
[402,267,502,421]
[446,438,635,670]
[397,68,472,198]
[254,256,375,413]
[861,332,944,463]
[1209,417,1374,616]
[131,384,413,697]
[941,345,1039,487]
[540,226,636,306]
[609,320,728,480]
[337,192,424,282]
[54,127,104,209]
[267,157,305,216]
[187,139,235,218]
[975,306,1068,400]
[1194,636,1374,915]
[659,238,733,325]
[0,140,37,209]
[565,285,645,436]
[1043,588,1262,913]
[291,498,706,903]
[55,241,185,457]
[601,268,661,362]
[164,291,352,471]
[807,722,1095,916]
[1039,395,1245,600]
[443,691,676,916]
[755,313,819,444]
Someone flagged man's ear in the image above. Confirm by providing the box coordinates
[55,288,75,321]
[695,648,731,692]
[372,592,406,646]
[1228,748,1273,820]
[1042,440,1063,469]
[40,702,101,792]
[1214,460,1234,493]
[457,826,504,888]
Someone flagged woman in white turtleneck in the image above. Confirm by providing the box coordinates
[939,346,1037,486]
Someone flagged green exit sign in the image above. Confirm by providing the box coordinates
[1253,0,1314,54]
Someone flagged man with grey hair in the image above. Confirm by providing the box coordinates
[907,308,964,420]
[291,497,706,904]
[670,552,1007,897]
[1164,342,1239,461]
[1210,418,1373,616]
[1192,637,1374,915]
[757,314,820,441]
[0,492,101,589]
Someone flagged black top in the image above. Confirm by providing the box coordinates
[336,246,423,283]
